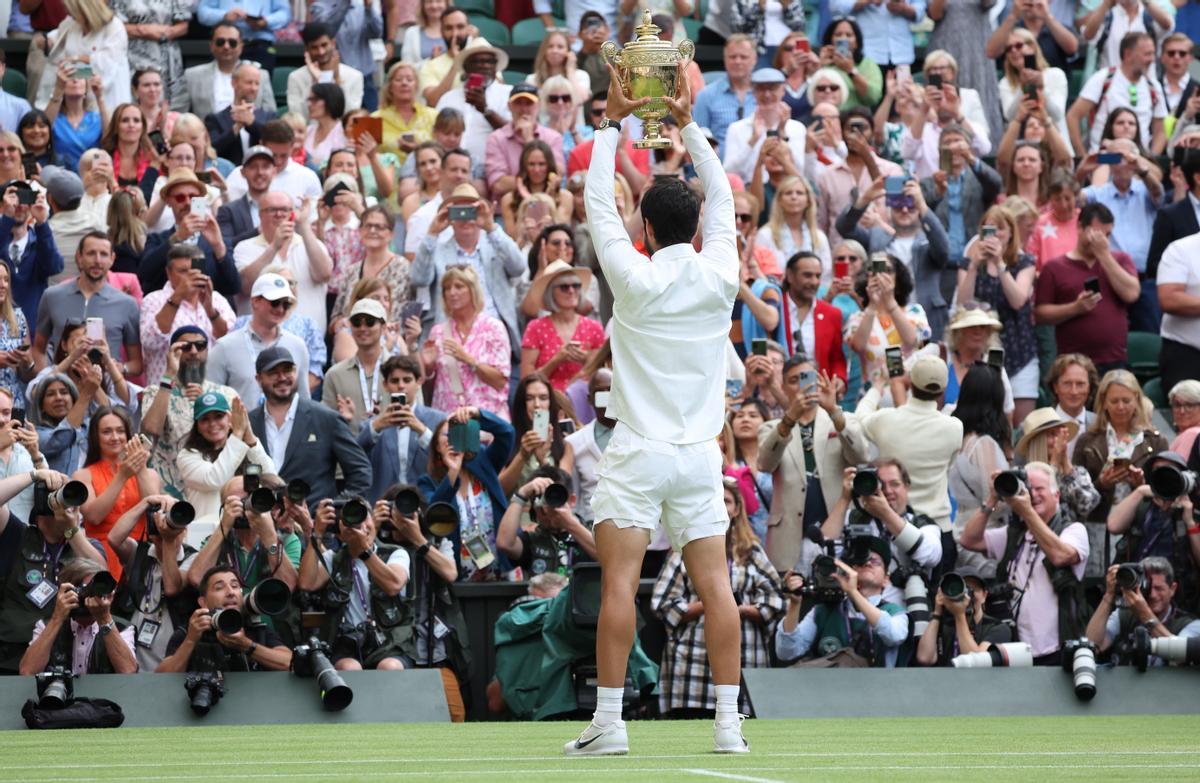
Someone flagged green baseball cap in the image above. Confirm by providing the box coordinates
[193,391,231,420]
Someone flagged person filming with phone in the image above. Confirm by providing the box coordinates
[139,168,240,299]
[358,355,447,502]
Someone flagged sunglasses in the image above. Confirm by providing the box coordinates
[735,212,753,222]
[213,37,240,48]
[266,298,293,310]
[547,95,572,103]
[171,193,203,204]
[590,108,606,116]
[1165,49,1191,58]
[1006,42,1029,52]
[556,282,583,291]
[179,340,208,353]
[815,84,839,92]
[262,207,292,216]
[350,315,382,327]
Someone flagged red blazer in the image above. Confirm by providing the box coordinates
[782,298,847,386]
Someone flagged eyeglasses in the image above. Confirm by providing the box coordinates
[262,207,291,216]
[350,315,382,327]
[735,212,753,222]
[171,193,203,204]
[556,282,583,291]
[0,147,20,154]
[1164,49,1191,58]
[179,340,208,353]
[1006,42,1029,52]
[361,222,390,232]
[1171,400,1199,411]
[213,37,240,48]
[547,94,572,103]
[855,556,885,569]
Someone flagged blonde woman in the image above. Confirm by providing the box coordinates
[1073,370,1169,522]
[996,28,1069,146]
[169,112,229,181]
[37,0,132,110]
[754,175,831,277]
[107,187,148,273]
[922,50,992,151]
[371,61,436,164]
[401,0,452,63]
[0,263,33,408]
[526,30,591,106]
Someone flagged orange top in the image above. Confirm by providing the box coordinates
[84,459,144,579]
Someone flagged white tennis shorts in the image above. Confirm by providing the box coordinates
[591,422,729,551]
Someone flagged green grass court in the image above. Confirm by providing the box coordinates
[3,715,1199,782]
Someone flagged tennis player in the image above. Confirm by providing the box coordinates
[564,63,747,756]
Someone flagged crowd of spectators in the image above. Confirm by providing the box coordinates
[0,0,1198,722]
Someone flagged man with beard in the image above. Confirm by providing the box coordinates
[207,273,311,406]
[31,232,141,377]
[286,22,364,120]
[779,252,847,390]
[218,146,274,252]
[141,326,240,500]
[419,8,477,107]
[249,346,371,503]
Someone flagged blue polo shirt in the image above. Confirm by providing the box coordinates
[1082,179,1158,273]
[693,77,755,149]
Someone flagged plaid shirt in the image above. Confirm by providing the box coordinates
[651,543,785,713]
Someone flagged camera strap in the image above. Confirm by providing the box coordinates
[42,540,65,584]
[356,358,382,416]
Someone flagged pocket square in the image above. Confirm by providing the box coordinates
[307,433,318,442]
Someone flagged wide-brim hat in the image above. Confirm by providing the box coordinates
[527,259,593,310]
[447,183,481,205]
[1015,407,1080,458]
[160,167,206,199]
[453,37,510,76]
[948,306,1002,332]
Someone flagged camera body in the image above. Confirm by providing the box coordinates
[35,666,74,708]
[184,671,226,715]
[851,465,879,497]
[293,636,353,711]
[799,555,845,603]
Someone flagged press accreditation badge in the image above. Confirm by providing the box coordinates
[27,580,56,609]
[137,620,161,648]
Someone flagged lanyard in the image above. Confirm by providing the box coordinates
[141,559,164,615]
[43,540,65,582]
[238,542,261,586]
[356,357,381,414]
[351,561,372,619]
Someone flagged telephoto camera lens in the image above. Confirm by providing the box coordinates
[1115,564,1143,591]
[35,669,74,709]
[74,571,117,599]
[49,480,89,511]
[423,501,459,538]
[297,636,353,711]
[851,466,879,497]
[542,482,569,509]
[951,642,1034,668]
[285,479,311,504]
[168,501,195,530]
[993,469,1027,499]
[245,577,291,617]
[1063,639,1097,701]
[338,498,369,528]
[249,486,277,514]
[939,572,968,602]
[393,488,421,516]
[1131,625,1200,671]
[1148,465,1198,500]
[210,607,244,635]
[903,574,931,638]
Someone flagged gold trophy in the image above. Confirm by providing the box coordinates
[601,10,695,149]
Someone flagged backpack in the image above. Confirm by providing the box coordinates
[1097,8,1157,56]
[1089,66,1160,131]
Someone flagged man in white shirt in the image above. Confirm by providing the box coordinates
[404,147,473,260]
[207,273,312,405]
[1157,232,1200,392]
[1080,0,1173,76]
[563,369,614,524]
[233,191,333,332]
[1067,31,1167,154]
[565,69,747,757]
[721,68,807,183]
[223,120,323,207]
[286,22,365,120]
[435,40,512,164]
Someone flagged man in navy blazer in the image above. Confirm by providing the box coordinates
[357,355,447,502]
[205,63,278,166]
[249,345,372,504]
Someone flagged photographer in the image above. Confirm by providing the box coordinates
[107,495,197,672]
[775,539,909,667]
[1106,451,1200,610]
[187,474,300,593]
[0,469,106,673]
[915,567,1013,666]
[821,460,944,602]
[376,486,470,721]
[498,465,597,577]
[358,355,447,503]
[157,565,292,672]
[1085,558,1200,666]
[298,497,409,671]
[19,558,137,674]
[959,462,1089,665]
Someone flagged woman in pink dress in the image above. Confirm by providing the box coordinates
[518,260,603,392]
[422,266,511,420]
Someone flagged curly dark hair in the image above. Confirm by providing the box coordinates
[852,255,914,307]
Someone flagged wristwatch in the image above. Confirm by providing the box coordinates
[416,543,432,559]
[63,526,78,540]
[267,543,280,557]
[1143,617,1161,630]
[97,621,115,637]
[597,118,622,133]
[358,545,376,562]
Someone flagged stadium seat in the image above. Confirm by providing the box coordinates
[469,15,511,45]
[512,17,547,46]
[1143,377,1168,411]
[502,69,527,86]
[682,16,702,40]
[456,0,494,17]
[703,69,726,86]
[1068,69,1086,103]
[2,69,27,100]
[1127,330,1162,384]
[273,67,292,111]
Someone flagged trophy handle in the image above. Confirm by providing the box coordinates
[601,41,624,74]
[677,40,695,66]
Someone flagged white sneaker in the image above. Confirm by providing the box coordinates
[714,716,750,754]
[563,720,629,756]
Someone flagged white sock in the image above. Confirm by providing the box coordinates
[593,686,624,726]
[715,684,740,723]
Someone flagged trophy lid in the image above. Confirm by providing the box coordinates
[627,9,675,51]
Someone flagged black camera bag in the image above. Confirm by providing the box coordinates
[21,697,125,729]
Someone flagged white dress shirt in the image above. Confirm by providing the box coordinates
[265,393,301,462]
[585,122,739,444]
[722,116,808,182]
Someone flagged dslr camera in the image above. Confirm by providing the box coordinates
[72,571,117,602]
[993,469,1027,499]
[531,482,569,510]
[1115,562,1148,594]
[391,488,459,539]
[184,671,226,715]
[1148,464,1198,501]
[795,555,844,603]
[146,500,195,533]
[850,466,879,498]
[32,479,88,518]
[1062,638,1098,701]
[35,666,74,709]
[331,498,370,532]
[292,636,353,711]
[235,485,279,529]
[1131,625,1200,671]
